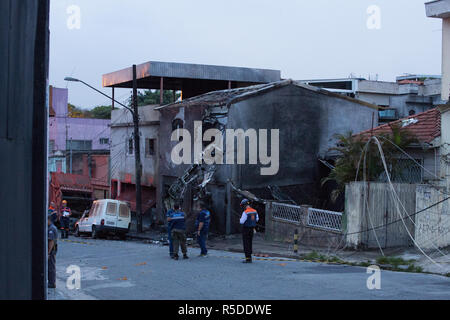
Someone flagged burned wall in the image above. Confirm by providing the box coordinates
[224,85,377,191]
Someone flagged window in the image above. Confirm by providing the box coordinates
[49,140,55,153]
[67,140,92,151]
[100,138,109,145]
[119,204,130,218]
[55,160,63,172]
[145,139,156,157]
[128,138,134,155]
[106,202,117,216]
[88,203,97,217]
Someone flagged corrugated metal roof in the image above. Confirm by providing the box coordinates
[156,79,380,110]
[102,61,281,88]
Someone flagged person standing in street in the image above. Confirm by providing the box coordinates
[239,199,259,264]
[195,202,211,257]
[168,203,188,260]
[48,202,59,226]
[60,200,71,239]
[166,207,175,258]
[48,214,58,289]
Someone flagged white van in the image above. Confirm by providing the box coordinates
[75,199,131,239]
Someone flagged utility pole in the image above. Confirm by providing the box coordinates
[133,65,143,233]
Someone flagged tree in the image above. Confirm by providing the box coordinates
[322,125,418,202]
[89,105,112,119]
[67,104,112,119]
[128,90,181,107]
[67,103,85,118]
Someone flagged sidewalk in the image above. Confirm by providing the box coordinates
[127,230,450,276]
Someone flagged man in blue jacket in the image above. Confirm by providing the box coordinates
[167,203,188,260]
[195,202,211,257]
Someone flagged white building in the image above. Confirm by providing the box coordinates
[426,0,450,101]
[110,105,160,216]
[300,76,443,123]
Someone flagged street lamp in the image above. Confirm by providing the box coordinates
[65,66,144,233]
[64,77,134,114]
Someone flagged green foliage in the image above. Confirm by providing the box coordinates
[67,104,112,119]
[86,105,112,119]
[323,124,418,202]
[376,256,423,273]
[129,90,181,107]
[67,103,85,118]
[301,251,344,264]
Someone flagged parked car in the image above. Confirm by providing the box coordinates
[74,199,131,239]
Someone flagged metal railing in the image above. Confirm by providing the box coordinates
[271,202,305,224]
[307,208,342,232]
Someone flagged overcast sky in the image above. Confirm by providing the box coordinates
[49,0,442,109]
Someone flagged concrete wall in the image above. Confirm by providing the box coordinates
[440,106,450,190]
[415,184,450,249]
[442,18,450,101]
[389,94,435,119]
[345,182,416,249]
[227,85,377,189]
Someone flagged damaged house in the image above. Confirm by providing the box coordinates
[155,79,380,234]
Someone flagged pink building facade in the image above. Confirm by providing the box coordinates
[48,86,111,155]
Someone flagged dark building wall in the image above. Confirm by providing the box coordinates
[225,85,322,189]
[0,0,49,299]
[225,85,377,190]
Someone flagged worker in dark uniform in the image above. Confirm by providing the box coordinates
[60,200,71,239]
[48,214,58,288]
[48,202,59,226]
[167,203,188,260]
[195,202,211,257]
[166,207,175,258]
[239,199,259,263]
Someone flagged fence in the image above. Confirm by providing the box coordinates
[272,202,343,232]
[307,208,343,232]
[266,202,344,247]
[271,202,305,225]
[345,182,416,249]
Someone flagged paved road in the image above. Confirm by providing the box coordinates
[48,236,450,300]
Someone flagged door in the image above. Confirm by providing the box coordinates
[117,203,130,231]
[104,202,118,229]
[80,203,96,232]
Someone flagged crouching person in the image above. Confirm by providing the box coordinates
[168,203,188,260]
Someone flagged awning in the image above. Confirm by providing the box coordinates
[51,172,93,193]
